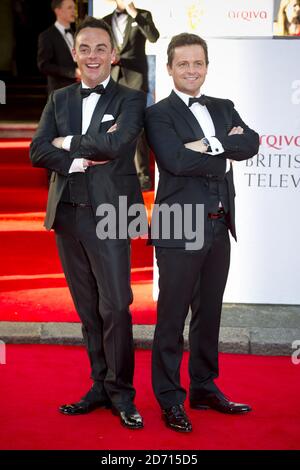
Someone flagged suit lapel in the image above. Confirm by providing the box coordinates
[52,25,73,58]
[120,15,133,52]
[169,92,229,140]
[68,84,82,134]
[87,78,118,133]
[169,91,205,140]
[205,97,226,138]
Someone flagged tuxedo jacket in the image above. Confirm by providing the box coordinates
[145,92,260,247]
[30,79,146,230]
[37,25,77,93]
[103,9,159,92]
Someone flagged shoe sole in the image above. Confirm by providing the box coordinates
[190,404,252,414]
[164,423,192,433]
[162,418,192,433]
[112,407,144,430]
[58,403,111,415]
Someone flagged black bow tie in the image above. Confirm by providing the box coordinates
[80,84,106,98]
[64,28,73,34]
[116,10,127,17]
[188,95,209,107]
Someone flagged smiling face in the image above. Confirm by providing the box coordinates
[73,27,116,88]
[167,44,208,97]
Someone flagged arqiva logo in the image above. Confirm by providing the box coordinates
[260,135,300,150]
[228,10,268,21]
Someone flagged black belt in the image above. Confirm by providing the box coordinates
[61,202,92,208]
[204,174,224,181]
[208,208,225,220]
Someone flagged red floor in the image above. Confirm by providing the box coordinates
[0,345,299,450]
[0,138,157,324]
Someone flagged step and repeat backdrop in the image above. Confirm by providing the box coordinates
[92,0,300,304]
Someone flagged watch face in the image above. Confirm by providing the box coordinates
[201,137,211,152]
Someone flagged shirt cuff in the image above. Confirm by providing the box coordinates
[226,159,231,173]
[62,135,73,151]
[205,137,224,155]
[69,158,86,173]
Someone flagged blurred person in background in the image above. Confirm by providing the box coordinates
[276,0,300,35]
[103,1,159,191]
[37,0,81,93]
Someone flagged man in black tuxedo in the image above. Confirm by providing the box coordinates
[30,17,147,430]
[103,1,160,191]
[145,33,259,433]
[37,0,80,93]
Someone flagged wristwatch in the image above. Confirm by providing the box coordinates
[201,137,212,153]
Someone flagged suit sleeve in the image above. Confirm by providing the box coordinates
[69,91,146,161]
[215,100,259,161]
[37,31,76,80]
[145,105,226,177]
[135,10,159,43]
[30,93,72,176]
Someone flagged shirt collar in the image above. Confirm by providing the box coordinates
[81,75,111,89]
[54,21,70,35]
[173,88,203,107]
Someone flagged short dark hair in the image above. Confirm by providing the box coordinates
[74,16,114,49]
[51,0,65,11]
[167,33,209,66]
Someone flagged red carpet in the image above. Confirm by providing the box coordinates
[0,345,299,450]
[0,138,156,324]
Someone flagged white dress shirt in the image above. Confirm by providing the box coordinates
[173,88,225,155]
[62,76,111,173]
[174,88,230,173]
[54,21,74,54]
[112,11,128,47]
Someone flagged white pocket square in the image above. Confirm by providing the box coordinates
[131,22,138,26]
[101,114,114,123]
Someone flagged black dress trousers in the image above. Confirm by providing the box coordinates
[54,202,135,410]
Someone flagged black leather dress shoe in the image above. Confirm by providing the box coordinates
[190,392,251,414]
[59,398,111,415]
[162,404,192,433]
[112,405,144,429]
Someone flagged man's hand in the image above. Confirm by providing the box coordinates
[52,137,65,149]
[84,159,110,167]
[125,1,138,18]
[107,123,117,133]
[83,124,116,166]
[228,126,244,136]
[227,127,244,165]
[184,140,208,153]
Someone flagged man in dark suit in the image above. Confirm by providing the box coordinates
[37,0,80,93]
[30,16,147,430]
[145,33,260,433]
[103,1,160,191]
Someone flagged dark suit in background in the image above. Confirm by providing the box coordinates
[37,24,77,93]
[103,8,159,92]
[103,6,159,189]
